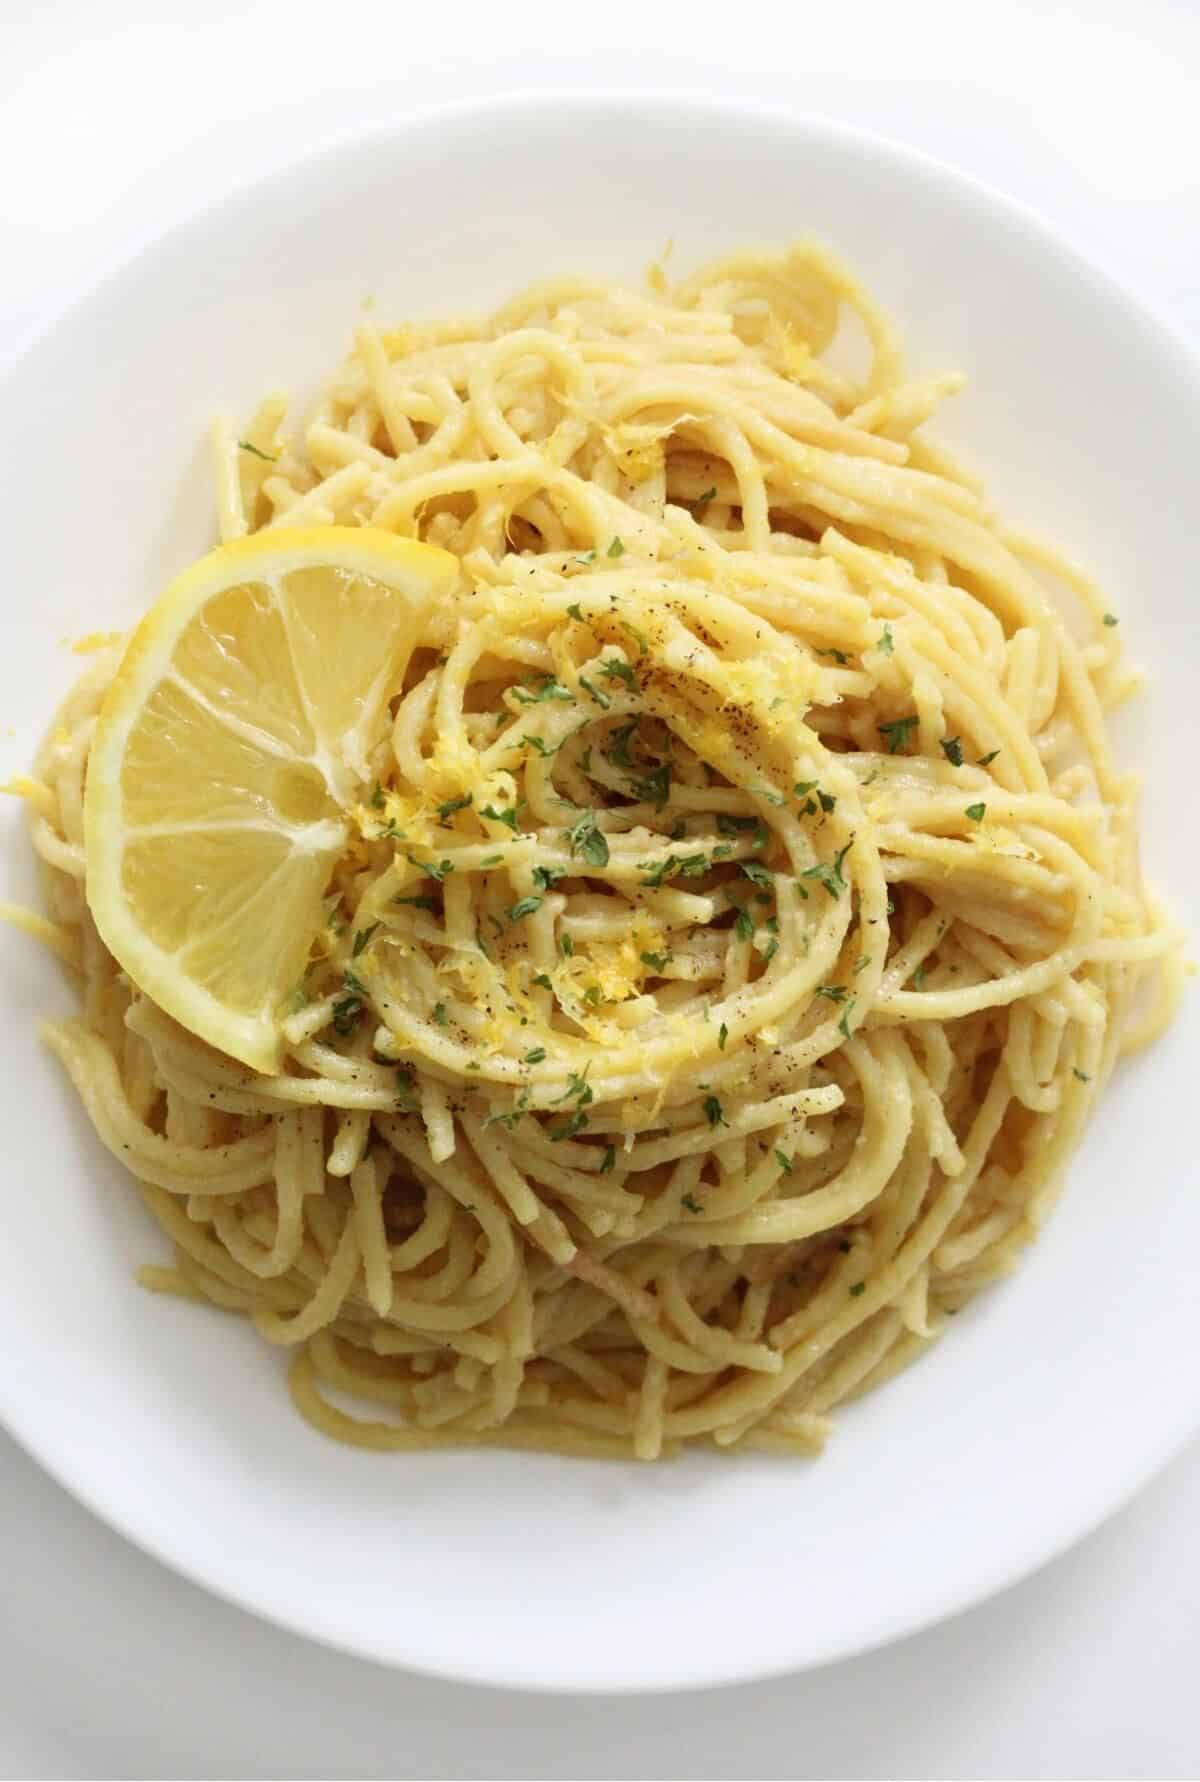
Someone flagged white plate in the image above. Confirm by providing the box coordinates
[1,96,1197,1693]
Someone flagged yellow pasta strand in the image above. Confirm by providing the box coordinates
[23,239,1180,1460]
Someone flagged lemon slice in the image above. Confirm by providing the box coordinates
[83,526,457,1073]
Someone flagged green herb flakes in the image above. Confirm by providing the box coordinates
[351,922,380,958]
[878,714,918,754]
[565,809,610,867]
[437,792,472,823]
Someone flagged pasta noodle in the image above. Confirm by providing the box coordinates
[21,241,1181,1461]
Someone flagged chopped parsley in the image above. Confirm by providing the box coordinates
[481,803,520,832]
[696,485,717,504]
[739,860,773,889]
[965,802,986,822]
[911,963,927,991]
[396,893,438,912]
[977,749,1001,768]
[555,1070,594,1108]
[620,620,648,655]
[237,439,276,462]
[508,895,543,922]
[1073,1067,1091,1083]
[816,647,849,664]
[800,838,852,899]
[606,536,625,558]
[633,763,670,808]
[431,1002,448,1026]
[1103,612,1118,626]
[559,932,574,958]
[849,1281,866,1297]
[368,780,386,810]
[532,864,566,891]
[532,972,554,990]
[566,601,585,621]
[818,790,836,813]
[815,984,849,1004]
[940,736,964,767]
[565,809,610,867]
[394,1067,420,1113]
[408,855,453,881]
[774,1149,793,1174]
[794,780,818,798]
[524,1047,547,1064]
[437,792,473,823]
[878,714,919,754]
[837,995,857,1041]
[578,674,611,709]
[703,1094,728,1129]
[479,853,503,868]
[600,657,636,687]
[331,975,364,1034]
[680,1192,704,1214]
[351,922,380,958]
[733,906,754,942]
[522,734,559,757]
[549,1109,590,1141]
[512,675,574,706]
[639,851,708,888]
[877,625,894,655]
[718,813,762,837]
[575,549,596,565]
[605,719,639,769]
[600,1145,617,1173]
[718,1022,729,1050]
[485,1089,531,1131]
[640,950,672,972]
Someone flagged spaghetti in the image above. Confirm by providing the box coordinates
[24,242,1181,1459]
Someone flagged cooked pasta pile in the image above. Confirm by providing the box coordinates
[26,243,1181,1458]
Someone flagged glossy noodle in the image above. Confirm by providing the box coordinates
[22,242,1181,1459]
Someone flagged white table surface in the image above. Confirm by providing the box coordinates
[2,3,1197,1776]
